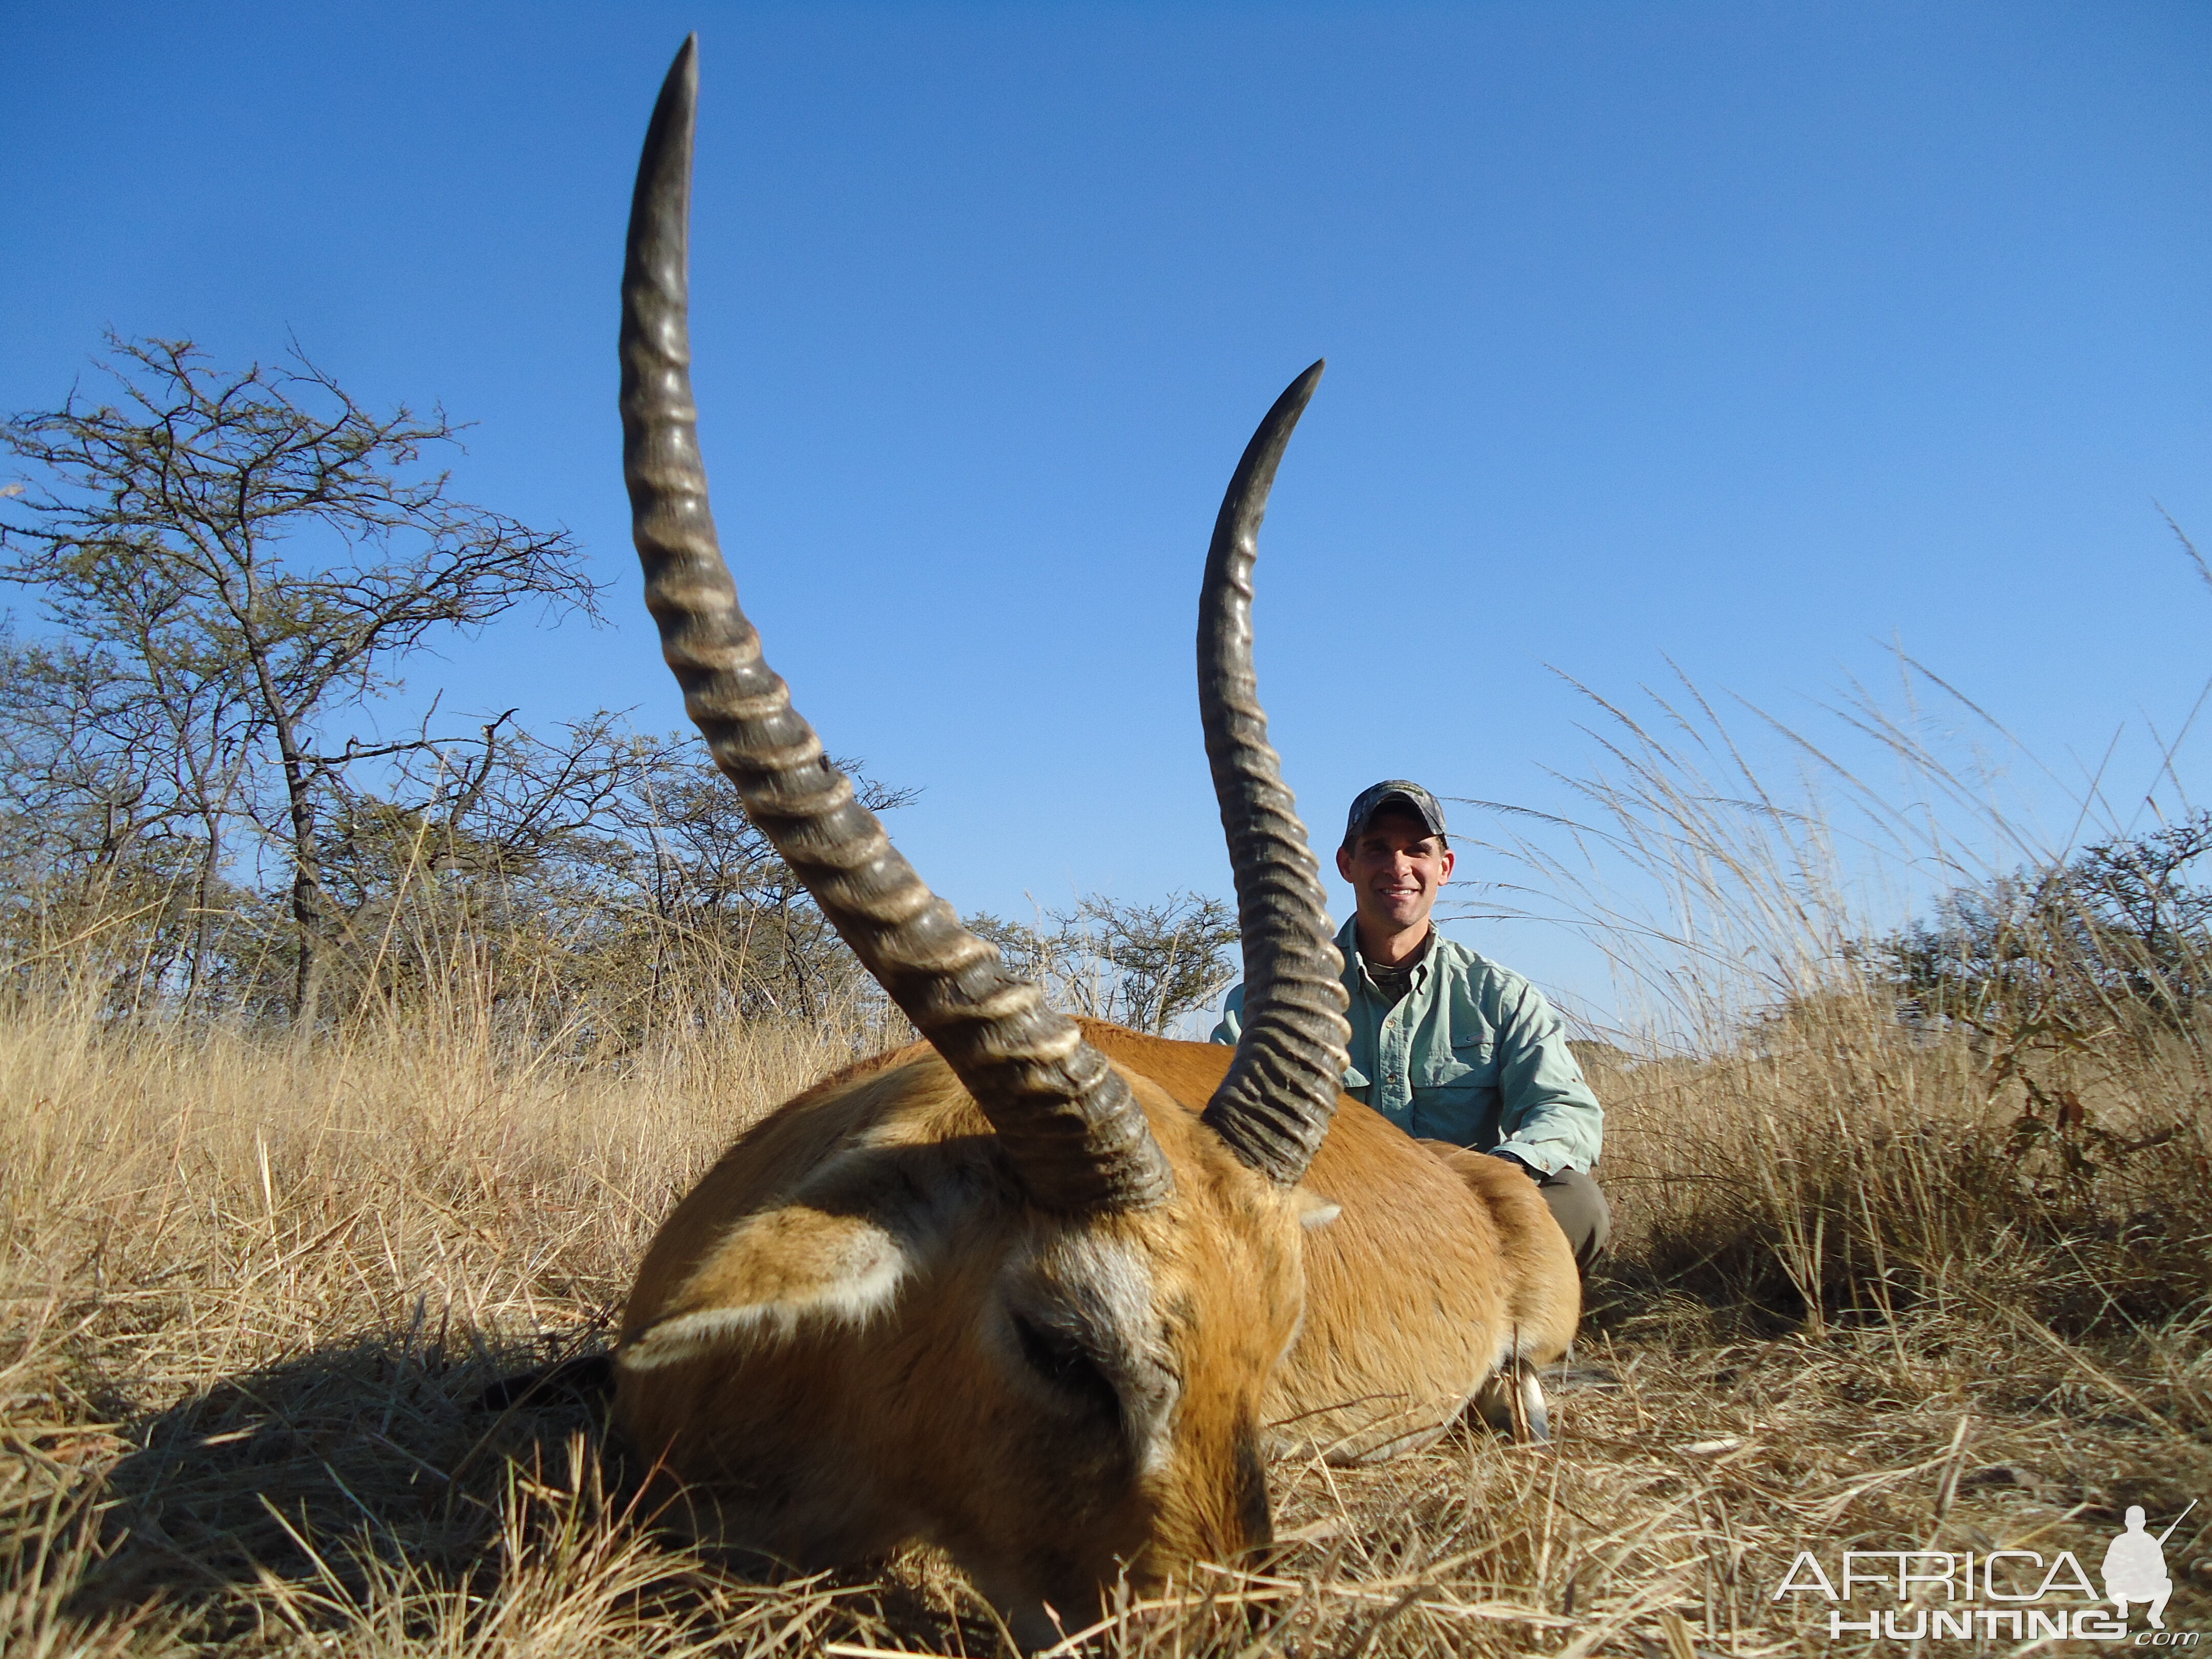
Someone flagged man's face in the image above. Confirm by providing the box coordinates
[1335,810,1455,935]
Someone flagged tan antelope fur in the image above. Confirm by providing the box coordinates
[611,37,1580,1647]
[1086,1029,1579,1465]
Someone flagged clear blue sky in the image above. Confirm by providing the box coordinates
[5,4,2208,1020]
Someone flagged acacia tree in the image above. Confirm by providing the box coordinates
[971,891,1240,1034]
[0,335,601,1018]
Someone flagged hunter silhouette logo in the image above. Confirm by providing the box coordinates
[2105,1502,2194,1630]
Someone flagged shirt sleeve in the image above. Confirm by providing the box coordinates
[1487,981,1604,1174]
[1209,983,1244,1047]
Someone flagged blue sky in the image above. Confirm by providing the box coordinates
[5,4,2208,1024]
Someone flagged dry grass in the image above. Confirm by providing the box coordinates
[8,644,2212,1656]
[3,969,2207,1658]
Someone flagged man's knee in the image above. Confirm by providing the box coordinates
[1536,1167,1610,1271]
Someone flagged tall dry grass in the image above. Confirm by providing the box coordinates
[6,667,2212,1653]
[7,978,2207,1654]
[0,981,871,1654]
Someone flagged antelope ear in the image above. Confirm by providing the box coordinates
[1292,1186,1342,1231]
[619,1203,909,1371]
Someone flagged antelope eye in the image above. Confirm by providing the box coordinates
[1010,1310,1120,1421]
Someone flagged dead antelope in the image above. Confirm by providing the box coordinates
[612,37,1579,1646]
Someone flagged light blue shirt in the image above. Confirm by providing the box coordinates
[1210,917,1603,1174]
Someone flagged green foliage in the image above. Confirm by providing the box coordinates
[1857,812,2212,1079]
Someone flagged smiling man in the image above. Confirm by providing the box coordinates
[1212,780,1609,1269]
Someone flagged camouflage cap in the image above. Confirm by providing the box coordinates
[1342,779,1448,846]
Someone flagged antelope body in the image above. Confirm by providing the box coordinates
[611,38,1578,1648]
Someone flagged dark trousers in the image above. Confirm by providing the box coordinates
[1534,1167,1610,1272]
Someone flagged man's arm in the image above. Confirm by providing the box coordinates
[1488,982,1603,1174]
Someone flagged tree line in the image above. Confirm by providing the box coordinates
[12,340,2199,1062]
[0,337,1240,1045]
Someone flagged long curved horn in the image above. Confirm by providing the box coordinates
[1197,365,1352,1184]
[621,37,1172,1213]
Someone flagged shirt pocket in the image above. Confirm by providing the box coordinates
[1421,1035,1497,1091]
[1415,1044,1504,1150]
[1411,1039,1499,1145]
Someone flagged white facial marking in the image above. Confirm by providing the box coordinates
[619,1216,908,1371]
[1003,1228,1181,1471]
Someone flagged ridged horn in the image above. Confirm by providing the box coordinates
[1197,364,1352,1184]
[621,37,1173,1213]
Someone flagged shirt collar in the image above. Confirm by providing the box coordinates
[1339,916,1438,988]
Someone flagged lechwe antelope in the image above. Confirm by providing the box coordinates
[612,37,1578,1646]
